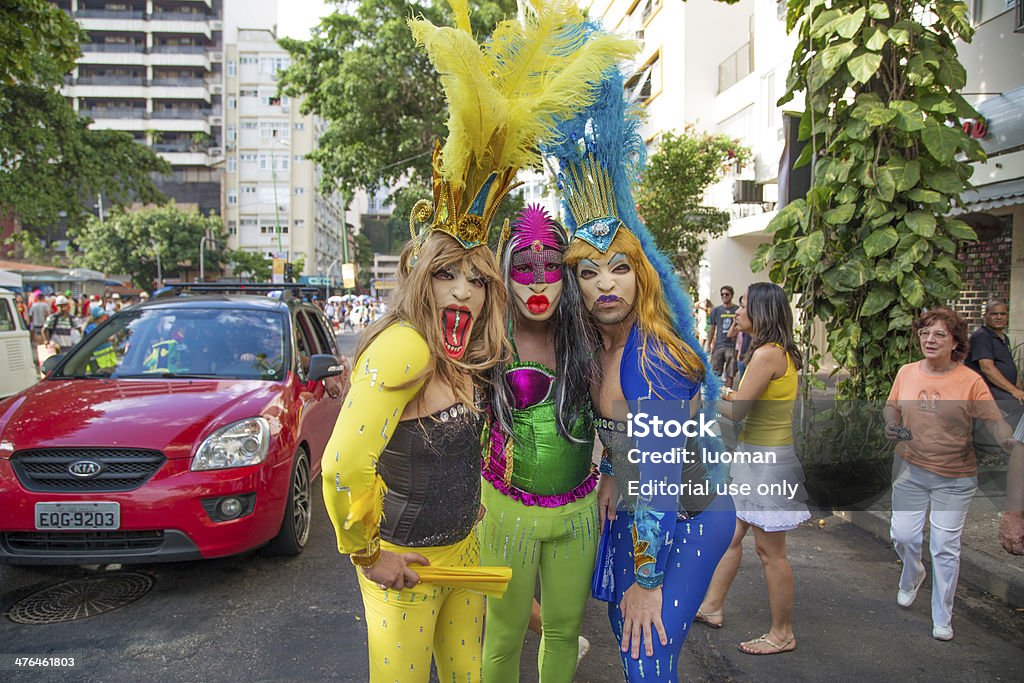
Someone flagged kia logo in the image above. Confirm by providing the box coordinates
[68,460,104,478]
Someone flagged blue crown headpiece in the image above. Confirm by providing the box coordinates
[545,48,728,484]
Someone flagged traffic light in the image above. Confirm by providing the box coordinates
[283,262,294,283]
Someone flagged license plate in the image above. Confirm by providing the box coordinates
[35,502,120,530]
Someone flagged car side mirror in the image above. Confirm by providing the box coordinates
[307,354,345,383]
[42,354,64,374]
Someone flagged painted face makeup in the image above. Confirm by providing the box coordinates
[430,262,487,359]
[576,252,636,326]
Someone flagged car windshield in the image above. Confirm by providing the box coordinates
[55,307,290,381]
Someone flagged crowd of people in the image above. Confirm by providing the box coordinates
[313,5,1024,683]
[21,290,146,354]
[319,297,387,332]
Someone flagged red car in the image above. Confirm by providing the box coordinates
[0,286,348,564]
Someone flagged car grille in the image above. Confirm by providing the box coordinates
[10,448,166,492]
[4,531,164,553]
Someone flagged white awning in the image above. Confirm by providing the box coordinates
[951,178,1024,214]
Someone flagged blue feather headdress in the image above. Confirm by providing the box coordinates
[545,56,728,484]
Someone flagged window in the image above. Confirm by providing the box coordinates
[240,153,257,162]
[227,96,236,109]
[294,187,304,195]
[764,71,777,129]
[227,156,237,173]
[260,56,290,75]
[626,51,661,103]
[240,89,258,97]
[242,185,257,194]
[227,60,236,77]
[258,153,289,171]
[260,121,289,139]
[241,217,257,226]
[242,120,258,129]
[295,219,305,228]
[227,220,237,235]
[227,189,237,205]
[226,125,236,142]
[294,122,304,131]
[240,55,257,65]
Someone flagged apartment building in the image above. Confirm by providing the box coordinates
[222,28,345,277]
[56,0,225,213]
[582,0,793,304]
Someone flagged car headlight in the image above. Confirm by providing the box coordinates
[191,418,271,471]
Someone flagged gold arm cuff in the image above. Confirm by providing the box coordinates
[349,534,381,568]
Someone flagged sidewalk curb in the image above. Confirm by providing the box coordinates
[834,509,1024,608]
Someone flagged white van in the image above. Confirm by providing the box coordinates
[0,290,39,398]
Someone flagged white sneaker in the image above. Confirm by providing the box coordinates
[932,625,954,641]
[897,568,925,608]
[576,635,590,667]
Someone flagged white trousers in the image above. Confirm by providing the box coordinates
[889,459,977,629]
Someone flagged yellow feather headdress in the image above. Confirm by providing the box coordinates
[407,0,637,255]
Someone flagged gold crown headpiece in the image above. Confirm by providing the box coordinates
[409,143,520,254]
[559,153,622,253]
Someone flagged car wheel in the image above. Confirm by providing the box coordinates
[267,447,311,556]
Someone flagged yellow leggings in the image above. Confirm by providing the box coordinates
[356,532,484,682]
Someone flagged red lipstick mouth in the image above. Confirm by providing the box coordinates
[526,295,550,315]
[441,306,473,358]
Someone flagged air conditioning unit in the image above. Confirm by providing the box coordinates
[211,20,223,31]
[226,142,236,151]
[211,84,222,94]
[209,51,223,61]
[210,116,222,125]
[208,147,223,157]
[733,179,763,204]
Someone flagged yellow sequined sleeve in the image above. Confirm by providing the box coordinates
[321,323,431,555]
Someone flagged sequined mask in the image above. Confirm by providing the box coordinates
[510,247,563,286]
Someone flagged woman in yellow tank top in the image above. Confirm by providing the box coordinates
[693,282,810,655]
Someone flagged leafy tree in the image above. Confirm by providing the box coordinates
[0,0,169,241]
[0,0,82,88]
[229,251,272,282]
[754,0,983,401]
[636,127,751,292]
[353,232,375,290]
[291,254,306,279]
[73,206,227,288]
[278,0,518,199]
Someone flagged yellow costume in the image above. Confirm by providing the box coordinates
[322,323,486,682]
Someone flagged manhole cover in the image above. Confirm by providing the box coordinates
[7,572,154,624]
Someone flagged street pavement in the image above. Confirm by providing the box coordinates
[2,329,1019,681]
[1,488,1021,682]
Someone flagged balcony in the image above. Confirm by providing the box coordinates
[75,76,146,86]
[150,108,208,119]
[80,108,147,119]
[82,43,145,53]
[151,45,208,54]
[151,12,210,22]
[75,10,144,19]
[149,77,206,87]
[718,41,753,94]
